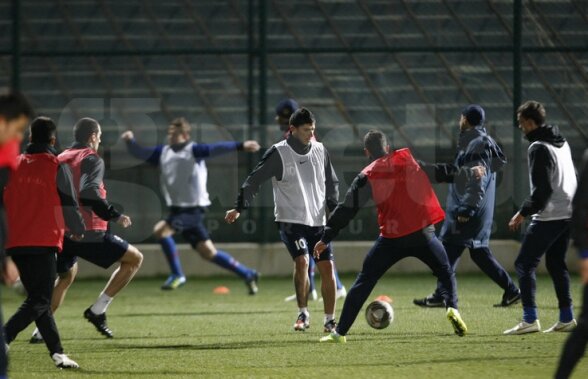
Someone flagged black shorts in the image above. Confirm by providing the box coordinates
[278,222,333,262]
[57,231,129,274]
[166,207,210,247]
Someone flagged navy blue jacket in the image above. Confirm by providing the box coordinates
[420,126,507,248]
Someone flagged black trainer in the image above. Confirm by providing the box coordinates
[323,319,337,333]
[83,307,113,338]
[245,271,259,295]
[493,289,521,307]
[413,294,445,308]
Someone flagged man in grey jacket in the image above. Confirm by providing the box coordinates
[413,105,520,308]
[504,100,577,335]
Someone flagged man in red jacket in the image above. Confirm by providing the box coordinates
[0,92,33,379]
[3,117,84,369]
[315,130,467,343]
[30,118,143,343]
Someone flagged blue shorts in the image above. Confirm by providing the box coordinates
[278,222,333,262]
[57,231,129,274]
[166,207,210,248]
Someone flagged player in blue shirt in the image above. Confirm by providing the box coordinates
[121,117,260,293]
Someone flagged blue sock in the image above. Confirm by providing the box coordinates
[334,266,343,290]
[159,237,183,277]
[212,250,253,280]
[308,258,316,292]
[559,306,574,323]
[523,307,538,323]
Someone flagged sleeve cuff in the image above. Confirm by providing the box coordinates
[457,205,476,218]
[109,207,122,221]
[321,227,337,244]
[237,142,244,151]
[519,204,533,218]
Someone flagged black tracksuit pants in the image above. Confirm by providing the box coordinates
[336,228,457,336]
[515,220,572,310]
[432,243,518,300]
[4,251,64,356]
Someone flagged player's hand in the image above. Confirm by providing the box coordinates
[313,241,327,259]
[471,165,486,180]
[225,209,240,224]
[581,258,588,285]
[116,214,132,228]
[508,212,524,231]
[242,140,261,153]
[68,233,84,242]
[120,130,134,141]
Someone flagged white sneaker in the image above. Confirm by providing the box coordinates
[30,329,43,344]
[284,293,297,302]
[319,287,346,302]
[503,320,541,335]
[284,289,318,302]
[543,319,577,333]
[52,353,80,369]
[310,289,318,301]
[11,278,26,296]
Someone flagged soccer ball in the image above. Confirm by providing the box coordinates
[365,300,394,329]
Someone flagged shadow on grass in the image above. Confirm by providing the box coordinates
[116,310,283,317]
[101,339,313,351]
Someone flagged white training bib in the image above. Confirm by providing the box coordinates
[271,140,327,227]
[528,141,577,221]
[159,142,211,207]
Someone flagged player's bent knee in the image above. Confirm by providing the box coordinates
[58,273,75,286]
[197,248,215,260]
[122,246,143,268]
[195,241,216,260]
[153,221,173,239]
[294,256,309,272]
[58,266,77,285]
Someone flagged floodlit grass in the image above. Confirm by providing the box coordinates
[2,273,587,378]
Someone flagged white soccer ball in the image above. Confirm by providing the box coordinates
[365,300,394,329]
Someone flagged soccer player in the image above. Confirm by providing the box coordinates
[316,130,467,343]
[0,92,33,378]
[31,117,143,342]
[413,105,520,308]
[504,101,577,335]
[275,99,346,302]
[121,117,261,292]
[4,117,83,369]
[225,107,339,332]
[555,149,588,379]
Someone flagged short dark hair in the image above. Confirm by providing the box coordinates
[517,101,546,126]
[170,117,191,134]
[0,92,34,121]
[363,130,388,158]
[73,117,100,143]
[289,107,315,128]
[30,116,57,144]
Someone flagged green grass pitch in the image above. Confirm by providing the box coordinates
[2,273,587,378]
